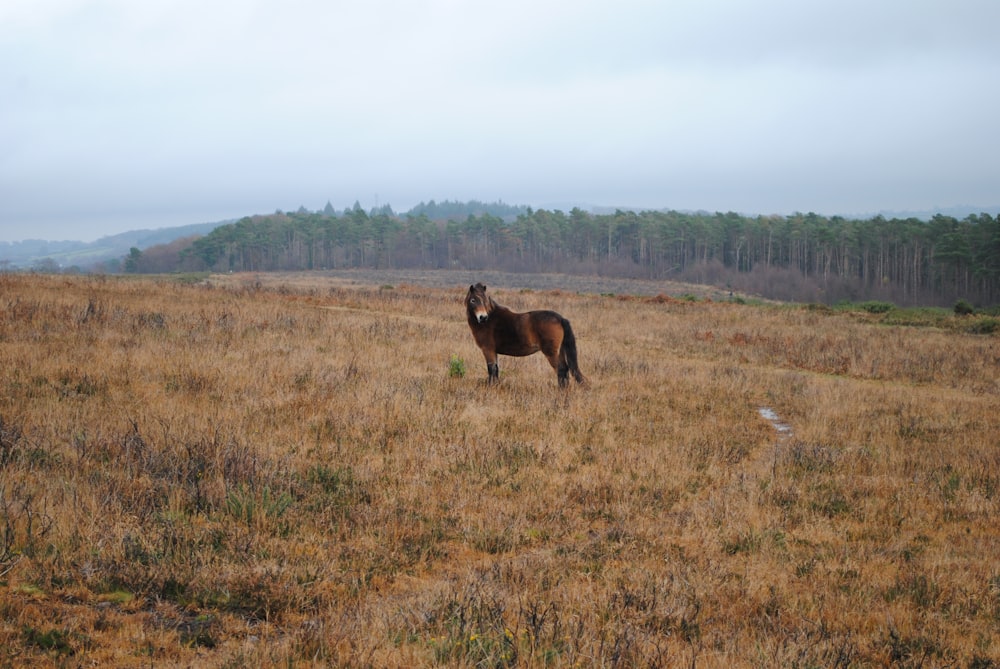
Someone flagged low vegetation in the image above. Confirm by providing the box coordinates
[1,271,998,667]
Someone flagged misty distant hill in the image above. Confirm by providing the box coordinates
[0,221,230,269]
[405,199,528,220]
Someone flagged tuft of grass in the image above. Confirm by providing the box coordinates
[98,589,134,605]
[22,627,78,657]
[225,485,293,528]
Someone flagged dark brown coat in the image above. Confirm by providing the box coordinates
[465,283,586,387]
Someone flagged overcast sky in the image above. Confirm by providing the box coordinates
[2,1,998,243]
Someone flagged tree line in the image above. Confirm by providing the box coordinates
[128,206,1000,306]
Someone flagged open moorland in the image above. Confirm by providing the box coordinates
[1,271,998,668]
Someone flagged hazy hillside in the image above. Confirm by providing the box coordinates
[0,221,230,270]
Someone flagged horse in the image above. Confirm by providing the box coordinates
[465,283,587,387]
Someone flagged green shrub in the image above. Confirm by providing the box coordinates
[448,355,466,378]
[953,299,974,315]
[859,301,895,314]
[967,318,999,335]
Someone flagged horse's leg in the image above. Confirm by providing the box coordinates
[543,351,569,387]
[559,318,587,385]
[481,348,500,384]
[543,328,570,388]
[557,364,569,387]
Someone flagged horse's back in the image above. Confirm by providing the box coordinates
[487,308,559,357]
[527,309,564,324]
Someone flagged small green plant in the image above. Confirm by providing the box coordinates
[448,354,466,378]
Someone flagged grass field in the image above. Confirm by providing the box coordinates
[1,271,998,667]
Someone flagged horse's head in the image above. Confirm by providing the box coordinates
[466,283,493,324]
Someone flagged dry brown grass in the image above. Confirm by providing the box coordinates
[1,271,998,668]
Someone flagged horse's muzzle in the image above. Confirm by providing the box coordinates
[476,313,489,323]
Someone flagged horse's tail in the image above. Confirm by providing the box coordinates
[560,317,588,385]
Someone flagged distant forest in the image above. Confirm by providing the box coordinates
[125,202,1000,307]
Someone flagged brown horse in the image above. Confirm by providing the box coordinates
[465,283,587,387]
